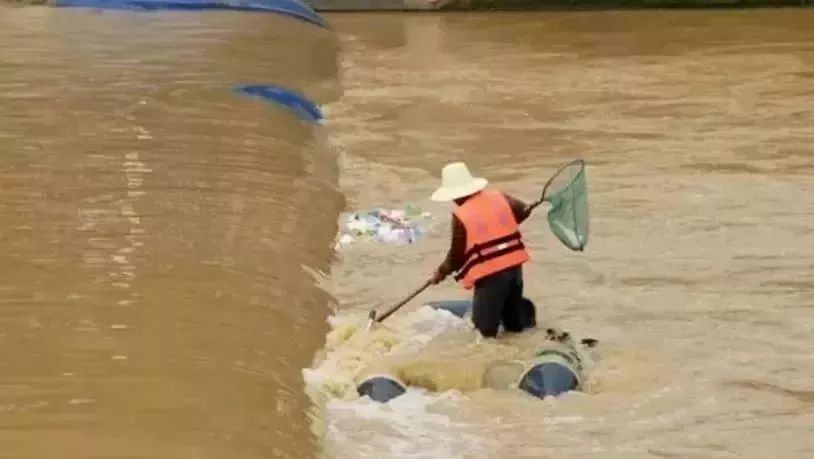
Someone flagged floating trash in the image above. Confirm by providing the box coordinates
[337,205,431,248]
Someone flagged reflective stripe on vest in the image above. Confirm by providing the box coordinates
[452,190,530,289]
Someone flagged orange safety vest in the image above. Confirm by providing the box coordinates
[452,190,530,289]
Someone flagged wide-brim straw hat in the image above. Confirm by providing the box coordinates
[431,162,488,202]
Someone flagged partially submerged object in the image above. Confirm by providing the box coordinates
[485,328,590,400]
[54,0,330,29]
[234,84,324,124]
[356,299,597,403]
[53,0,329,123]
[356,373,407,403]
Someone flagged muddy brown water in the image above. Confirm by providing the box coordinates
[1,6,813,459]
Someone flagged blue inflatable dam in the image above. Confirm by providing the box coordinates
[518,362,579,399]
[234,84,323,124]
[429,298,537,330]
[356,374,407,403]
[427,299,472,319]
[54,0,329,29]
[430,298,591,400]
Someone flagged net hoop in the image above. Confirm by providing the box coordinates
[541,158,588,252]
[542,158,586,203]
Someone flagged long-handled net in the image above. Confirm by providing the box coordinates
[530,159,589,252]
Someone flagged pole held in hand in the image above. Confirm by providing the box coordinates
[366,280,432,330]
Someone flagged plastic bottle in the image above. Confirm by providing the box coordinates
[391,228,408,244]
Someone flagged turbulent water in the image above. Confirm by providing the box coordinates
[2,6,814,459]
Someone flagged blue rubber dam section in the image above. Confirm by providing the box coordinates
[54,0,328,124]
[54,0,329,29]
[234,84,324,124]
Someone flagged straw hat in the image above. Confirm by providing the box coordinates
[431,162,488,202]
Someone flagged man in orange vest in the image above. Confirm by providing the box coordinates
[429,162,536,338]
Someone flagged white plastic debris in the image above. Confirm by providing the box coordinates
[336,205,431,248]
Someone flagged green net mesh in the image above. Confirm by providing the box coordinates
[543,159,589,251]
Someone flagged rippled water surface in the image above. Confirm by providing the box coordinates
[1,8,341,458]
[1,6,814,459]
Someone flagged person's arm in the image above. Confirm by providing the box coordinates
[505,194,532,224]
[432,215,466,284]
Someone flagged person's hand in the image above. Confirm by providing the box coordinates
[430,269,447,285]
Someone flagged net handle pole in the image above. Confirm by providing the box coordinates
[366,280,432,330]
[528,197,545,213]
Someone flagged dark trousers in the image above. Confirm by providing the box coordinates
[471,265,537,338]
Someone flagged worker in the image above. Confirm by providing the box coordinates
[429,162,536,338]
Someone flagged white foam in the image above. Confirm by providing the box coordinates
[324,389,496,459]
[303,306,471,401]
[304,304,608,458]
[303,304,509,458]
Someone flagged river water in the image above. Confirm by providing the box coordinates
[1,6,813,459]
